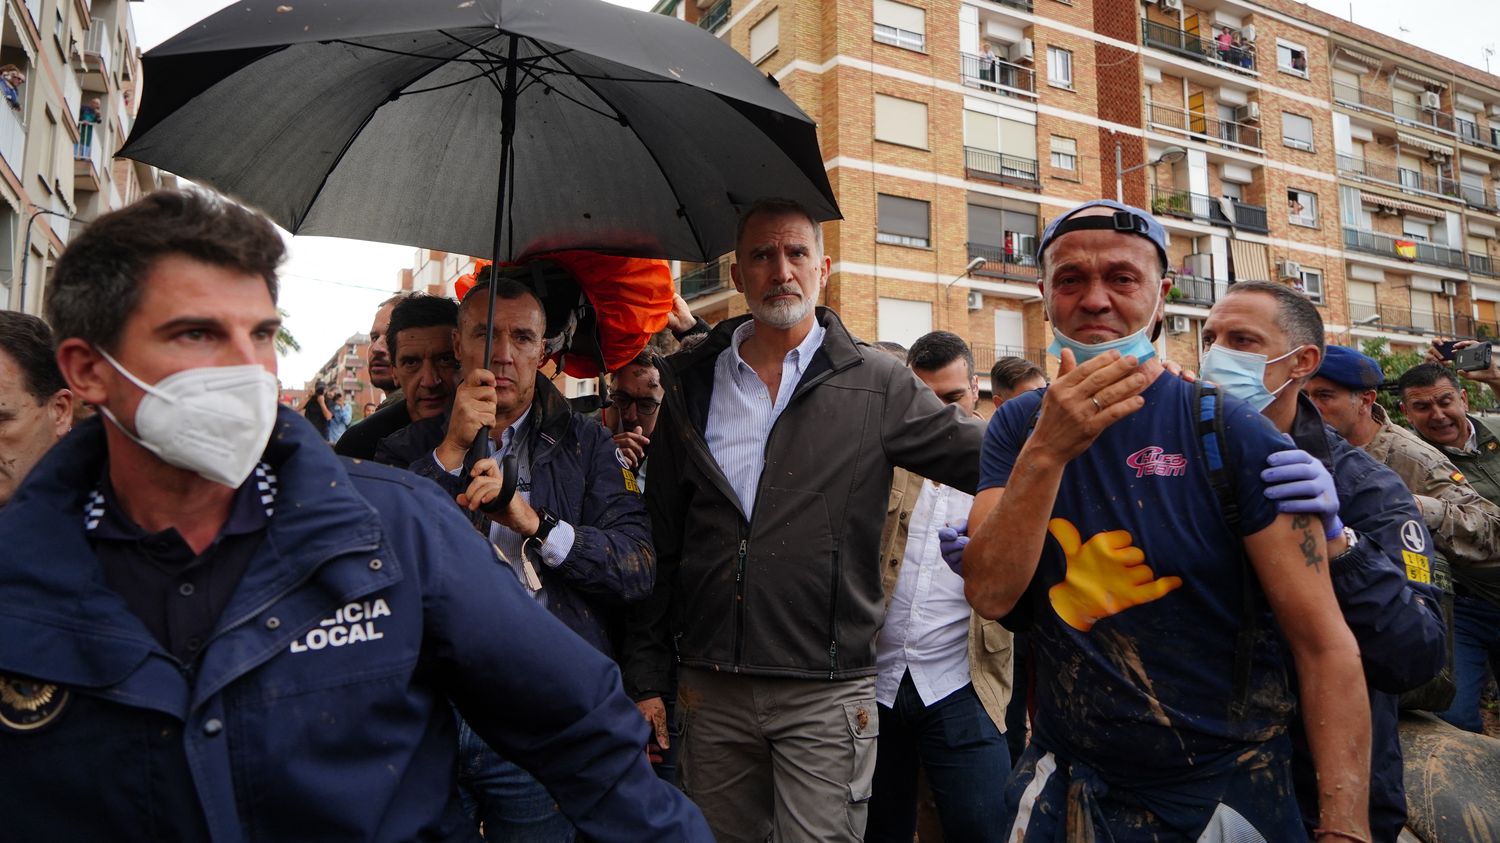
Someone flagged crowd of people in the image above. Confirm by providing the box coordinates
[0,188,1497,842]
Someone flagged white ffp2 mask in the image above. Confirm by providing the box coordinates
[96,349,280,489]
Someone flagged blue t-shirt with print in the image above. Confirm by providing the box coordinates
[979,373,1297,785]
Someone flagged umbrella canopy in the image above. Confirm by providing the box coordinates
[121,0,840,263]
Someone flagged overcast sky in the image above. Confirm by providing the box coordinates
[131,0,1495,385]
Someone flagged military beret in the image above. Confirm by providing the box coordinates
[1317,345,1384,389]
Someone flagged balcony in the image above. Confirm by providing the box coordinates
[1472,253,1500,279]
[81,19,111,92]
[1349,302,1476,336]
[698,0,730,32]
[343,354,363,368]
[964,146,1040,189]
[967,241,1040,282]
[1343,227,1466,269]
[678,261,726,299]
[1461,184,1500,213]
[1171,273,1217,306]
[72,138,104,192]
[1229,199,1268,232]
[0,102,25,178]
[1454,121,1500,154]
[1144,100,1262,152]
[1335,154,1461,201]
[991,0,1033,10]
[1150,186,1231,228]
[959,53,1036,99]
[972,343,1047,374]
[1331,81,1458,137]
[1141,19,1255,75]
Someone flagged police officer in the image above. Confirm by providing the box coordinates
[1202,284,1446,842]
[0,190,709,841]
[1307,346,1500,592]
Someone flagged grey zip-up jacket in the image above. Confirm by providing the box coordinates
[623,308,985,695]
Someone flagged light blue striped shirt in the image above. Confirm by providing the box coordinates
[705,319,827,520]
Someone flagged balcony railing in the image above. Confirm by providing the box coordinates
[1461,184,1500,213]
[1171,274,1218,306]
[1350,302,1477,336]
[85,19,111,78]
[972,345,1047,376]
[0,102,26,177]
[1150,186,1239,229]
[1144,100,1262,151]
[698,0,730,32]
[1472,253,1500,279]
[964,146,1040,189]
[1343,227,1466,269]
[959,53,1036,97]
[678,261,726,299]
[1141,19,1255,74]
[991,0,1033,11]
[967,241,1040,281]
[1335,154,1460,200]
[1331,81,1463,138]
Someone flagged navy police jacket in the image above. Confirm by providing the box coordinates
[0,409,708,843]
[1288,395,1446,842]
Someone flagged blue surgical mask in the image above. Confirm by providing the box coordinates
[1046,288,1161,364]
[1199,344,1301,411]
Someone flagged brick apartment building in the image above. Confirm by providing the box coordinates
[300,333,383,415]
[1,0,167,315]
[655,0,1500,396]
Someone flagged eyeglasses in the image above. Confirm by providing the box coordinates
[609,392,661,416]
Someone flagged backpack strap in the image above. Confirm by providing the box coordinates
[1196,381,1257,722]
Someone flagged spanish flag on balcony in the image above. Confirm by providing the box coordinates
[1394,239,1419,261]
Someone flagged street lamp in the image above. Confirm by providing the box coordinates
[16,207,76,314]
[1115,142,1187,204]
[941,256,988,329]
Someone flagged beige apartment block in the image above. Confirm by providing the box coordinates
[1,0,166,315]
[658,0,1500,386]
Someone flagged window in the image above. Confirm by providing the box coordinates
[875,94,928,149]
[1281,112,1313,151]
[749,10,780,63]
[1220,182,1243,201]
[1332,67,1361,103]
[995,309,1025,355]
[877,194,931,248]
[1050,136,1076,171]
[1287,189,1318,227]
[878,297,933,348]
[1047,47,1072,90]
[1297,268,1323,303]
[1402,216,1432,241]
[873,0,925,52]
[967,204,1038,265]
[1276,41,1308,77]
[1398,154,1423,192]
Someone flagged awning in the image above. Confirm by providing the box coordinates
[1336,48,1381,71]
[1362,191,1443,218]
[1395,66,1447,89]
[1230,239,1271,282]
[1396,132,1453,155]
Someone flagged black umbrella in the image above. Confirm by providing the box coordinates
[120,0,839,264]
[123,0,841,480]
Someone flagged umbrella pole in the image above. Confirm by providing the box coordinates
[468,34,522,489]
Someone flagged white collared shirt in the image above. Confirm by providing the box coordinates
[875,480,976,708]
[704,319,826,520]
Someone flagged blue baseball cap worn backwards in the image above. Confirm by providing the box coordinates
[1037,199,1170,274]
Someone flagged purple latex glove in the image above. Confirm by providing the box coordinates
[1261,449,1344,540]
[938,519,969,575]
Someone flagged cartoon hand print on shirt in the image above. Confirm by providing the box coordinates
[1047,518,1183,632]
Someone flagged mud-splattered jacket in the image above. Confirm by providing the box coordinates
[0,409,707,842]
[377,374,654,658]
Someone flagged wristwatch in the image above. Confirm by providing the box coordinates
[522,507,560,562]
[1331,526,1358,560]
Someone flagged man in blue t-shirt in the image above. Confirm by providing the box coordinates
[961,200,1371,842]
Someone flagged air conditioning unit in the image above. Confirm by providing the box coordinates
[1428,149,1449,163]
[1240,24,1256,43]
[1158,0,1183,14]
[1442,280,1459,297]
[1018,38,1034,62]
[1234,102,1261,123]
[1421,91,1442,110]
[1166,315,1191,335]
[1374,205,1400,216]
[1276,260,1303,279]
[967,290,984,311]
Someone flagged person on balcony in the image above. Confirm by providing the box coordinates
[78,97,101,151]
[979,42,998,89]
[0,65,24,111]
